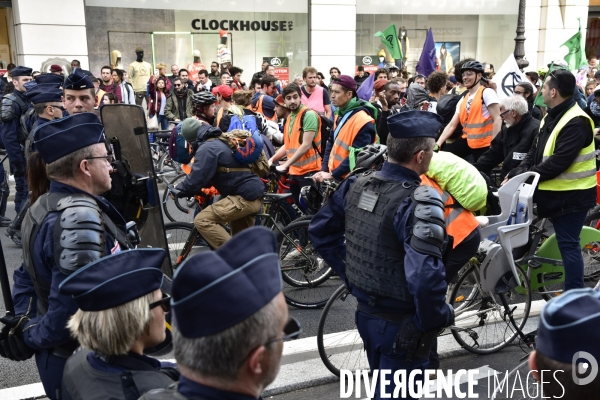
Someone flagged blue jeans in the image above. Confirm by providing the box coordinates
[356,309,431,399]
[551,210,588,291]
[157,114,169,130]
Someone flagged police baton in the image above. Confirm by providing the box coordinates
[0,239,14,314]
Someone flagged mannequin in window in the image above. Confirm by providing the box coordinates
[111,50,123,70]
[217,30,231,67]
[128,47,152,107]
[186,50,206,85]
[399,27,409,70]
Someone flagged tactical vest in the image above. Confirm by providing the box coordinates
[21,192,131,316]
[63,350,177,400]
[1,92,29,145]
[345,171,416,302]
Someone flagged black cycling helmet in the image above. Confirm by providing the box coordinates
[355,144,387,171]
[191,91,216,106]
[461,60,484,74]
[299,185,323,214]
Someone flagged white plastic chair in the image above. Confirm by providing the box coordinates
[478,172,540,290]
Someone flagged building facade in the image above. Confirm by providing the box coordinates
[0,0,594,80]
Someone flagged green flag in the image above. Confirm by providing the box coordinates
[562,19,586,72]
[374,24,402,59]
[533,62,552,107]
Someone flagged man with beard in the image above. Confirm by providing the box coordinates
[165,77,194,122]
[475,95,539,181]
[375,80,402,145]
[99,65,122,103]
[268,83,322,211]
[301,66,332,118]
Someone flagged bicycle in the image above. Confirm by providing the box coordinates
[163,186,324,308]
[316,171,600,376]
[149,130,182,182]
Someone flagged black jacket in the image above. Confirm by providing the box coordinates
[508,98,596,218]
[475,112,539,180]
[373,102,399,145]
[175,125,264,201]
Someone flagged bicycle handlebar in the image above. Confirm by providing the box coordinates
[165,184,191,214]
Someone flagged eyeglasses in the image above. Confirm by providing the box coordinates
[174,84,182,87]
[86,153,114,164]
[500,109,513,117]
[265,317,302,346]
[48,104,66,112]
[149,293,171,313]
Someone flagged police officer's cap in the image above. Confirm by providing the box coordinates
[172,226,282,338]
[33,113,105,164]
[537,288,600,364]
[387,110,443,139]
[10,66,32,77]
[59,249,166,311]
[35,73,65,87]
[24,84,63,104]
[64,67,94,90]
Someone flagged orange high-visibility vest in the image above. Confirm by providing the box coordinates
[420,175,479,248]
[283,107,322,176]
[216,107,225,127]
[328,110,375,173]
[252,94,278,122]
[459,86,494,149]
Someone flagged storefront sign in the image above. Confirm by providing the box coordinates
[263,57,289,87]
[192,19,294,32]
[355,55,379,74]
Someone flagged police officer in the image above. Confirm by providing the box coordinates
[140,226,299,399]
[60,249,178,400]
[175,119,264,249]
[0,66,33,213]
[62,68,96,115]
[6,82,66,246]
[0,113,133,400]
[309,111,454,399]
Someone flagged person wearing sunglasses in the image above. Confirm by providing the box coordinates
[165,77,194,123]
[140,226,299,400]
[59,248,178,400]
[0,113,135,399]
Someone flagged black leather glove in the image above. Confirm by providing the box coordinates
[13,163,26,178]
[0,313,35,361]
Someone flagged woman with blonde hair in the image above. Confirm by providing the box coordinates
[59,249,178,400]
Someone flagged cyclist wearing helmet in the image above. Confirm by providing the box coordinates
[436,60,501,162]
[174,114,264,249]
[191,91,217,125]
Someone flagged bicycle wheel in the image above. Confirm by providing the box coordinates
[537,242,600,301]
[156,152,182,182]
[317,284,369,377]
[164,222,211,270]
[261,200,298,230]
[162,173,196,223]
[449,263,531,354]
[277,219,338,309]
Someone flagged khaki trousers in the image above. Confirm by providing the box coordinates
[194,195,263,249]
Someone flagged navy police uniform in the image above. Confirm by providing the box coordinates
[140,226,289,400]
[59,249,178,400]
[0,114,132,400]
[308,111,454,399]
[0,66,32,213]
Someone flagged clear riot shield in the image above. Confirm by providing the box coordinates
[100,104,172,277]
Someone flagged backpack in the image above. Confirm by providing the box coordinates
[168,125,194,164]
[215,129,270,178]
[299,109,332,158]
[436,91,467,140]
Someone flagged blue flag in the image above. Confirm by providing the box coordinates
[416,28,436,77]
[356,73,375,101]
